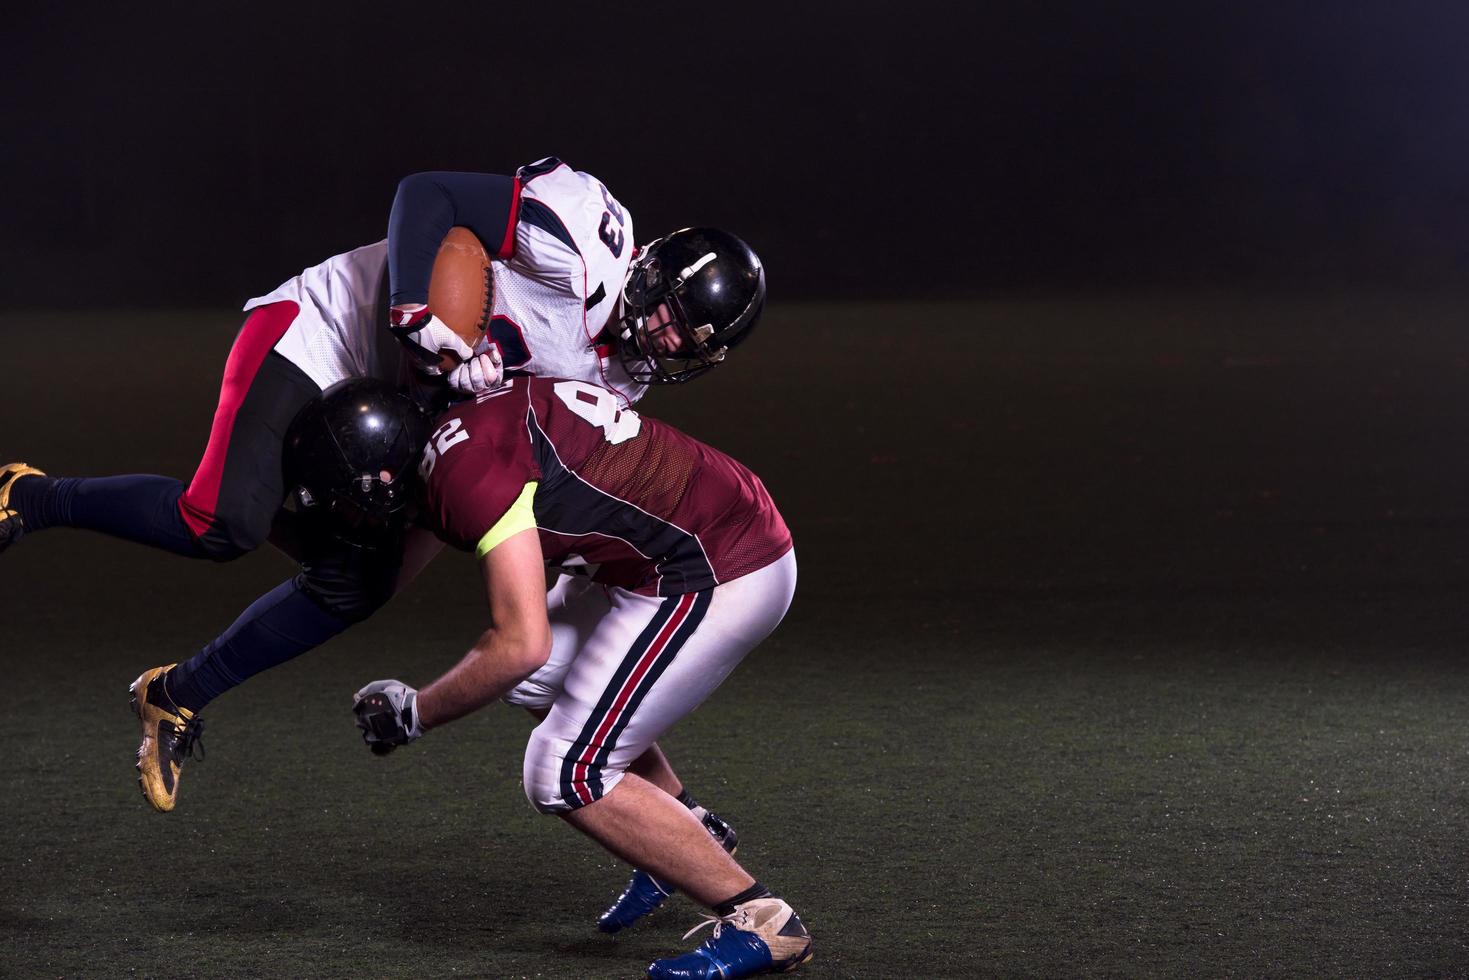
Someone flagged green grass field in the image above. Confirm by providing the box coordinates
[3,294,1469,976]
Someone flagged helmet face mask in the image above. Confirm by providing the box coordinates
[620,286,730,385]
[617,228,766,385]
[300,469,409,532]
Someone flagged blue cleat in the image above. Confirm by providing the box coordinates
[598,812,738,933]
[598,870,675,933]
[647,897,813,979]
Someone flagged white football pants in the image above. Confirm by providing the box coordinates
[507,549,797,812]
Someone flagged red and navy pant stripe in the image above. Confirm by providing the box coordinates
[179,301,319,559]
[559,589,713,809]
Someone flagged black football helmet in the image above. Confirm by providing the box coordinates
[616,227,766,384]
[284,378,434,534]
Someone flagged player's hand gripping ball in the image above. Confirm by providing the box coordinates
[387,226,495,377]
[447,343,504,395]
[352,679,422,755]
[387,305,477,376]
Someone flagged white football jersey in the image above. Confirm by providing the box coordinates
[491,158,643,405]
[245,240,406,391]
[245,158,645,404]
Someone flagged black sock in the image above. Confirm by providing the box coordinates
[714,881,772,917]
[678,788,713,821]
[11,474,205,557]
[9,474,57,529]
[676,788,737,846]
[146,672,181,713]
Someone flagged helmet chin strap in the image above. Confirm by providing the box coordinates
[612,294,636,343]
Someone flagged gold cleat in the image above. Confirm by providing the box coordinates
[0,463,45,555]
[129,665,205,812]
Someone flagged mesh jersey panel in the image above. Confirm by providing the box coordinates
[301,325,355,382]
[574,421,699,523]
[491,264,569,331]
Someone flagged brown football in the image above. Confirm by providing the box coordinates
[428,226,493,348]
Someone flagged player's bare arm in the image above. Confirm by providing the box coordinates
[415,527,551,730]
[351,525,549,750]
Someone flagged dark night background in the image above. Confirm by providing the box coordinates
[6,4,1469,976]
[7,2,1469,304]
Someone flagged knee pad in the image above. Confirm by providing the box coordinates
[502,677,559,712]
[522,723,628,815]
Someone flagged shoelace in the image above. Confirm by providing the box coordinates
[169,715,206,762]
[681,909,747,942]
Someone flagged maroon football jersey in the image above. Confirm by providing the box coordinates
[420,377,791,596]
